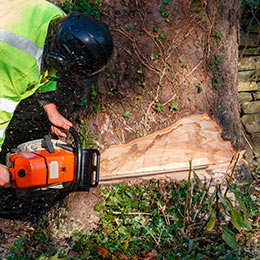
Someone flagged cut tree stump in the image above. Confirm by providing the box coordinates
[99,113,239,184]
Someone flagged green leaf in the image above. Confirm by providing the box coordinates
[217,191,229,215]
[193,170,202,189]
[220,226,238,249]
[169,102,179,111]
[80,251,91,258]
[226,198,242,232]
[151,53,160,60]
[108,91,114,98]
[125,25,132,30]
[153,26,159,32]
[231,209,242,232]
[191,8,201,13]
[159,33,166,39]
[205,188,216,206]
[234,190,247,216]
[197,86,202,93]
[137,69,145,77]
[215,77,220,84]
[206,209,216,231]
[37,254,48,260]
[118,225,127,235]
[50,254,59,260]
[156,103,163,113]
[123,111,130,118]
[242,217,252,230]
[94,203,104,212]
[215,56,221,65]
[216,30,224,38]
[234,191,252,230]
[11,235,24,254]
[159,6,170,18]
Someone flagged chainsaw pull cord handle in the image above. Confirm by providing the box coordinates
[68,127,83,191]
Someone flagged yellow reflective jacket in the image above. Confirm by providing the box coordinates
[0,0,65,151]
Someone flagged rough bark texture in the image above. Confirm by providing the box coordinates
[205,0,241,148]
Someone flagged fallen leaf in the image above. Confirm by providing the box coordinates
[98,245,110,259]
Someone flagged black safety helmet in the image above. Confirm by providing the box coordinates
[46,12,113,78]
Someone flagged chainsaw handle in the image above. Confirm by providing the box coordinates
[68,127,82,191]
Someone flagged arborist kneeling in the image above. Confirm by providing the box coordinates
[0,0,113,188]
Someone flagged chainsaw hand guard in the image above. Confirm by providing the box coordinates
[65,127,100,191]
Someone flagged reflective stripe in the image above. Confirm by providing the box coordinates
[0,97,19,113]
[0,28,43,75]
[0,125,8,138]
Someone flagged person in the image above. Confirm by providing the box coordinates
[0,0,114,187]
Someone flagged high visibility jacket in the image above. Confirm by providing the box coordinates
[0,0,65,151]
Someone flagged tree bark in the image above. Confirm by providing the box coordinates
[205,0,241,148]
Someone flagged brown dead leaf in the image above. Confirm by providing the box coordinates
[98,245,110,259]
[144,252,158,260]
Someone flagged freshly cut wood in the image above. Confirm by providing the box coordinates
[100,113,238,182]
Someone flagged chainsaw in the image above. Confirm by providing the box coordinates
[7,127,100,191]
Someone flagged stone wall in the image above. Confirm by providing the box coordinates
[238,22,260,162]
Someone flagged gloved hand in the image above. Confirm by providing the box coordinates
[43,103,73,137]
[0,164,10,187]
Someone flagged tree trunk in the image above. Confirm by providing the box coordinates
[205,0,241,148]
[46,0,242,238]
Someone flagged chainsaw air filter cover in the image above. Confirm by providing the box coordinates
[9,148,75,189]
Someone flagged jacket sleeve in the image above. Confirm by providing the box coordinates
[37,77,57,94]
[36,74,57,106]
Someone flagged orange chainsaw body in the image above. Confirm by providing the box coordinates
[9,148,76,189]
